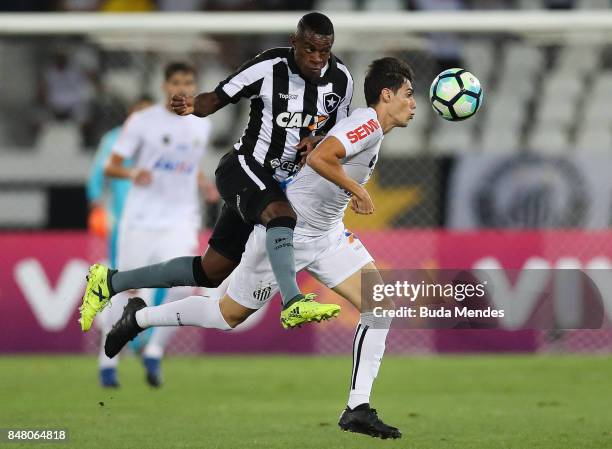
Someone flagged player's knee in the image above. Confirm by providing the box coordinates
[260,201,297,225]
[192,256,224,288]
[219,301,250,329]
[222,313,244,329]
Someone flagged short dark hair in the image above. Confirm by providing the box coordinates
[297,12,334,36]
[364,57,414,107]
[164,62,196,81]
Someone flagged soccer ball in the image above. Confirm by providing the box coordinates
[429,68,483,121]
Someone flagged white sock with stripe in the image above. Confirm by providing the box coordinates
[347,312,392,410]
[142,287,192,359]
[135,296,232,331]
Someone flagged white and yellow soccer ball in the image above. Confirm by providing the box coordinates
[429,68,483,121]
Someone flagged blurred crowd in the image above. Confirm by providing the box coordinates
[1,0,610,232]
[3,0,599,149]
[0,0,585,12]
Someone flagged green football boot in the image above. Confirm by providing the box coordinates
[280,293,340,329]
[79,263,115,331]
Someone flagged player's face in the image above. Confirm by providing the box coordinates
[388,81,416,128]
[164,71,197,100]
[291,31,334,82]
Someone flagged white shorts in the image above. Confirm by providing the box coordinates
[227,223,374,310]
[117,222,199,271]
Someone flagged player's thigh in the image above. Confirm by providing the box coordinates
[226,227,280,310]
[206,203,253,281]
[260,199,296,225]
[307,230,375,311]
[116,225,158,270]
[330,261,380,311]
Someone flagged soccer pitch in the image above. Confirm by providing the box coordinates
[1,355,610,449]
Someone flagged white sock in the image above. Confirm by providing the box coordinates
[142,287,191,359]
[98,292,129,369]
[135,295,232,331]
[347,313,391,410]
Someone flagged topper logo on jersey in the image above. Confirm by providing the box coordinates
[278,93,299,100]
[346,119,380,144]
[275,112,329,131]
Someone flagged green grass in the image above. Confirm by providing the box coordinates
[0,355,611,449]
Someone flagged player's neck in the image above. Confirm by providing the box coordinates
[372,105,394,134]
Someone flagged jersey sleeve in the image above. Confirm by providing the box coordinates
[113,112,144,159]
[327,113,381,158]
[214,50,276,106]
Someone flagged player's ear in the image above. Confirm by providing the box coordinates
[289,33,297,49]
[381,88,392,104]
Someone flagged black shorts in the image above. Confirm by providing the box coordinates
[215,151,287,223]
[208,151,288,263]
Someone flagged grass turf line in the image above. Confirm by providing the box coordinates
[0,355,611,449]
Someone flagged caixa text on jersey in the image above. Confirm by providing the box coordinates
[275,112,329,130]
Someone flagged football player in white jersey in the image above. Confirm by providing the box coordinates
[105,57,415,438]
[99,62,218,387]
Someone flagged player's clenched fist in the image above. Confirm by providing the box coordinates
[171,94,195,116]
[351,186,374,215]
[131,169,153,186]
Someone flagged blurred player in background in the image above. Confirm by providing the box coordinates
[86,95,153,267]
[105,57,416,439]
[80,12,353,331]
[95,62,218,388]
[87,95,155,387]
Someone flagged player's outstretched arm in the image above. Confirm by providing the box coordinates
[171,91,224,117]
[306,137,374,214]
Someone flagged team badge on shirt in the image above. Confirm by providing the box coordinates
[323,92,342,114]
[253,282,272,302]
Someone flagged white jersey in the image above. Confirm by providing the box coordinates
[113,103,212,229]
[287,107,383,236]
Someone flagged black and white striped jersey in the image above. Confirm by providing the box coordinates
[214,47,354,182]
